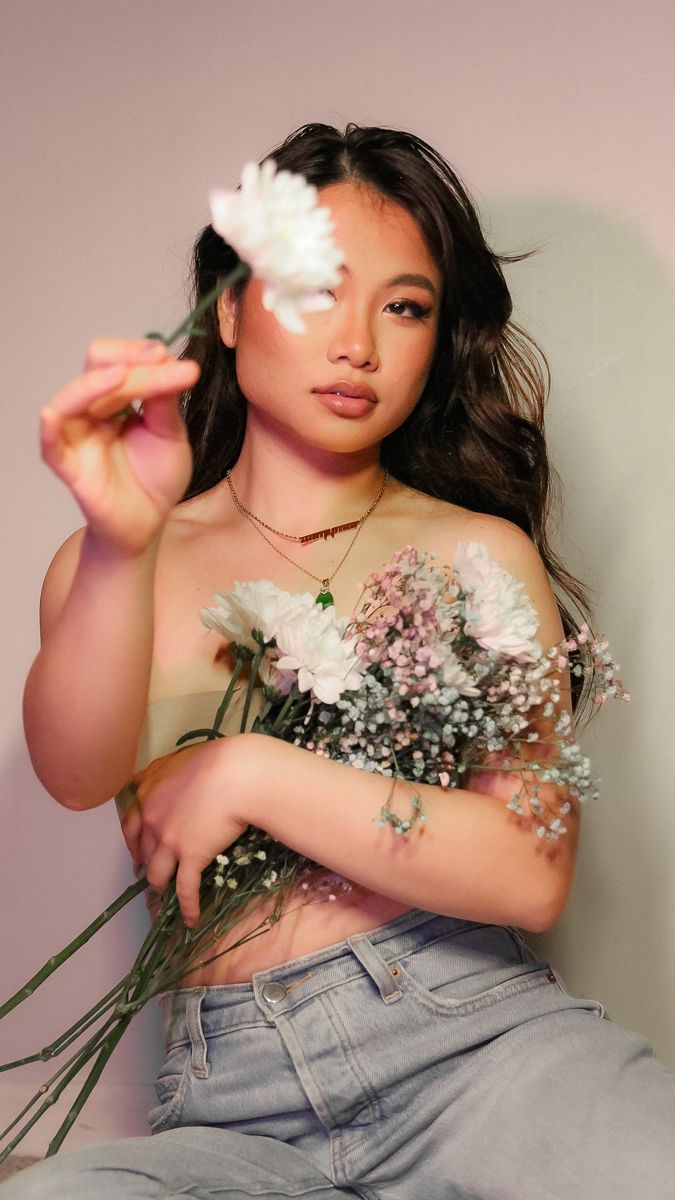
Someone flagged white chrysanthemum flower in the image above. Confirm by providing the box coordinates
[454,542,541,661]
[209,159,343,333]
[274,604,366,704]
[200,581,317,650]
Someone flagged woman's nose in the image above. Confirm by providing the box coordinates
[326,305,379,371]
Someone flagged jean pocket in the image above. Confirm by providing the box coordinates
[148,1041,192,1133]
[545,966,607,1019]
[392,925,557,1015]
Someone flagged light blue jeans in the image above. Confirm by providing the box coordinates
[4,909,675,1199]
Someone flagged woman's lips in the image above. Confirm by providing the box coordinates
[313,382,377,418]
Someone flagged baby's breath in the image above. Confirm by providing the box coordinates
[295,546,627,841]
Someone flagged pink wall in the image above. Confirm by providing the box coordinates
[1,0,674,1149]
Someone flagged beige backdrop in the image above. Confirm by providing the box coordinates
[1,0,674,1153]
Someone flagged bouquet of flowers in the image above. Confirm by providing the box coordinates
[0,544,626,1161]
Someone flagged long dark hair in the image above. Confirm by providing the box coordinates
[180,122,592,704]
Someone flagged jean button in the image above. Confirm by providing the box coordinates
[261,981,287,1004]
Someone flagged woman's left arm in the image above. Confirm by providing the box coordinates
[128,521,578,933]
[129,733,577,933]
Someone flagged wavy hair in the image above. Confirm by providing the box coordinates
[179,123,592,708]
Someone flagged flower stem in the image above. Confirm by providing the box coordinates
[0,880,147,1021]
[269,688,299,733]
[211,658,246,735]
[0,981,126,1072]
[146,262,249,349]
[46,1019,132,1157]
[241,646,266,732]
[265,689,310,739]
[0,1016,118,1162]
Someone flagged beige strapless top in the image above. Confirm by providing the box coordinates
[115,686,261,814]
[134,690,230,770]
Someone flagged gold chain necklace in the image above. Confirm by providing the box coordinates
[226,469,389,606]
[225,470,388,545]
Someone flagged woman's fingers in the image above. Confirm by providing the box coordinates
[43,364,126,425]
[85,338,170,370]
[39,349,198,534]
[132,749,183,790]
[145,847,203,928]
[45,359,199,424]
[121,798,143,867]
[174,858,205,928]
[87,360,200,419]
[145,844,179,899]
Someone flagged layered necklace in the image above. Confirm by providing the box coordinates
[226,469,389,606]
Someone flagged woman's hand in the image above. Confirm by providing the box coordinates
[122,738,253,928]
[41,339,200,554]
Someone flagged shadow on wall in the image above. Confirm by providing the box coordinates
[491,196,675,1062]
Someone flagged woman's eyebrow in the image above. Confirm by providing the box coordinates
[338,266,438,298]
[385,273,438,297]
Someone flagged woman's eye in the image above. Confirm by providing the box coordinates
[385,299,432,320]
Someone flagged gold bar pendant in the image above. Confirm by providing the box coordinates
[299,520,360,545]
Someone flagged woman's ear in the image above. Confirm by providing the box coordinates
[217,288,239,349]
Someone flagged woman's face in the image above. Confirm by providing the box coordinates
[218,181,442,461]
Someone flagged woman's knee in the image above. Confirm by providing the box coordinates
[0,1139,165,1199]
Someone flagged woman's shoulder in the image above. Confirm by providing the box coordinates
[394,483,539,567]
[395,485,560,642]
[161,482,234,548]
[441,508,544,577]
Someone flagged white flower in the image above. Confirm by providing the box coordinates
[201,580,365,703]
[200,581,316,650]
[454,542,541,661]
[274,604,366,704]
[209,159,343,333]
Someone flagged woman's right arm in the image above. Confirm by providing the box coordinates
[23,339,200,811]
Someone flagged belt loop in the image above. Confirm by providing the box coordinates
[348,933,402,1004]
[186,988,209,1078]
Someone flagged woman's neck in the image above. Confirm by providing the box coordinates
[228,438,387,536]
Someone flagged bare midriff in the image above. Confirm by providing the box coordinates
[178,887,414,986]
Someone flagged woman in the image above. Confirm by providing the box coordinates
[7,124,675,1199]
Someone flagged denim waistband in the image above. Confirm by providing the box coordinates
[157,908,516,1045]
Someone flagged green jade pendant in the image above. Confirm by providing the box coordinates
[316,582,334,608]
